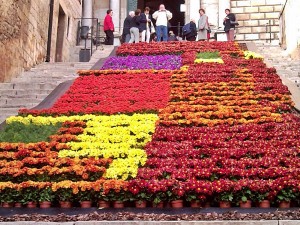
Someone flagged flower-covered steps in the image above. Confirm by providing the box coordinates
[1,41,300,209]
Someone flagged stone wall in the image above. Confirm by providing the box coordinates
[231,0,285,42]
[0,0,81,82]
[0,0,49,82]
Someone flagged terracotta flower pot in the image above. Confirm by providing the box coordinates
[279,201,290,208]
[113,201,124,208]
[135,200,147,208]
[14,202,22,208]
[26,201,37,208]
[59,201,72,208]
[98,200,110,208]
[2,202,14,208]
[190,200,201,208]
[39,201,51,209]
[171,200,183,208]
[239,200,252,208]
[152,201,164,208]
[259,200,270,208]
[80,201,92,208]
[219,201,231,208]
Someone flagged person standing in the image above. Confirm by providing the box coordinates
[129,9,141,43]
[140,7,152,43]
[223,8,237,41]
[103,9,114,45]
[152,4,172,42]
[198,9,208,41]
[122,11,134,43]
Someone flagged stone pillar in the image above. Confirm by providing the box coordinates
[186,0,201,24]
[218,0,230,28]
[110,0,120,33]
[82,0,93,28]
[81,0,93,47]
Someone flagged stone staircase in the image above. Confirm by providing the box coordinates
[0,46,114,124]
[253,42,300,110]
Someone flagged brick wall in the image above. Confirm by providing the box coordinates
[231,0,284,42]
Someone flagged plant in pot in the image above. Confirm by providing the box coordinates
[106,189,130,208]
[236,187,253,208]
[97,191,111,208]
[185,192,202,208]
[276,188,296,208]
[216,191,234,208]
[254,191,270,208]
[152,191,167,208]
[38,187,54,208]
[21,187,39,208]
[76,189,95,208]
[54,187,74,208]
[0,187,16,207]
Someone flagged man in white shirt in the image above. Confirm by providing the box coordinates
[152,4,172,42]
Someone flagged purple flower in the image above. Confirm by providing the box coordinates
[101,55,182,70]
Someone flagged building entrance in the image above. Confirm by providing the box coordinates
[137,0,185,36]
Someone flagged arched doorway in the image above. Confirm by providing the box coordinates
[137,0,185,36]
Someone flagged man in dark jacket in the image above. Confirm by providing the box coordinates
[122,11,134,43]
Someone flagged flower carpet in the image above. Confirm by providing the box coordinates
[0,41,300,209]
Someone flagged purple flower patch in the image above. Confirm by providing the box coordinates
[101,55,182,70]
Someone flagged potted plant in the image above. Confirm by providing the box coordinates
[254,192,270,208]
[151,191,167,208]
[21,187,39,208]
[0,187,16,208]
[38,187,54,208]
[55,187,74,208]
[76,189,95,208]
[216,191,234,208]
[236,187,253,208]
[276,188,296,208]
[185,192,201,208]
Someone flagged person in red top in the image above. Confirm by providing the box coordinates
[104,9,114,45]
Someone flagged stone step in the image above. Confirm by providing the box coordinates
[0,93,49,99]
[0,98,42,107]
[0,89,54,96]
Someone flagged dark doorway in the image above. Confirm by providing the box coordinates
[138,0,185,36]
[55,5,66,62]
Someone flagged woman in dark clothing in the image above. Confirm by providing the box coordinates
[223,8,237,41]
[185,19,197,41]
[129,9,141,43]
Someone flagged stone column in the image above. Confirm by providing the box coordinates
[218,0,230,28]
[81,0,93,47]
[82,0,93,28]
[110,0,120,33]
[186,0,201,24]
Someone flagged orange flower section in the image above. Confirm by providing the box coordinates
[158,69,292,127]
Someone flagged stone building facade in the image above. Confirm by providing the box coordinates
[279,0,300,59]
[0,0,81,82]
[96,0,285,43]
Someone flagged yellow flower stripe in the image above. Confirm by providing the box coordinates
[7,114,158,180]
[244,51,263,60]
[194,58,224,64]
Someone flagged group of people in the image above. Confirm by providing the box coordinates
[183,8,237,42]
[103,4,237,45]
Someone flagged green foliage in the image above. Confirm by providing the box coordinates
[0,122,61,143]
[196,51,220,59]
